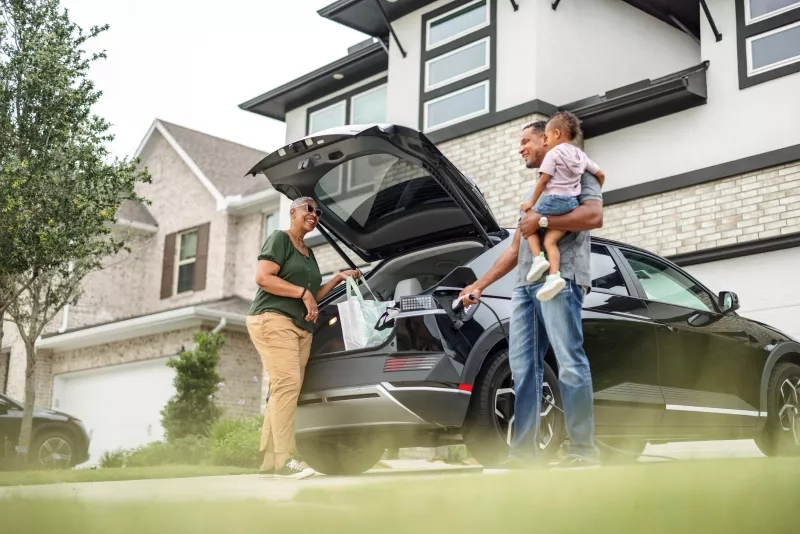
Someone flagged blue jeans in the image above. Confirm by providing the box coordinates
[508,279,599,460]
[536,194,579,216]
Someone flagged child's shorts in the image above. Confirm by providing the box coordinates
[536,194,579,216]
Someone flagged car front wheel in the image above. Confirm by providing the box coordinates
[755,362,800,457]
[462,349,565,467]
[296,434,386,476]
[31,432,75,469]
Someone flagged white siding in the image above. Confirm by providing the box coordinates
[533,0,700,106]
[685,248,800,341]
[587,0,800,192]
[386,0,698,126]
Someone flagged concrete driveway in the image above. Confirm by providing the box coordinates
[0,440,765,503]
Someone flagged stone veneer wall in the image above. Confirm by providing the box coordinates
[596,161,800,256]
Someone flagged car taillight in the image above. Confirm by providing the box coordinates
[384,356,440,372]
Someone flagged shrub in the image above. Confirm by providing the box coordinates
[161,332,225,441]
[125,435,210,468]
[99,449,128,468]
[208,417,262,468]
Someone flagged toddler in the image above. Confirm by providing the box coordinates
[520,111,605,301]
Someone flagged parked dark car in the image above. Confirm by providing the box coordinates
[0,393,90,469]
[247,124,800,474]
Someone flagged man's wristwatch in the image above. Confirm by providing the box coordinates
[539,216,548,228]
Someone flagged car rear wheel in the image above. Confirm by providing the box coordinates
[296,434,386,476]
[755,362,800,457]
[31,432,75,469]
[463,349,565,467]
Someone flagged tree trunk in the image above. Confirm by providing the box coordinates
[16,340,37,466]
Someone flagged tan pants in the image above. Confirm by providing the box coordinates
[246,312,312,471]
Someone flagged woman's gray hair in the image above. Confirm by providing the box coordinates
[290,197,315,211]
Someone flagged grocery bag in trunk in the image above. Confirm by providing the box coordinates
[338,276,392,351]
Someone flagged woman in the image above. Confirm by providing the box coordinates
[246,196,360,480]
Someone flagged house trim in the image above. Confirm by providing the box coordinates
[36,306,247,353]
[135,120,227,208]
[604,142,800,206]
[112,218,159,234]
[736,0,800,89]
[239,42,388,121]
[669,232,800,267]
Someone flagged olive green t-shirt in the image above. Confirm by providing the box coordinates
[248,231,323,333]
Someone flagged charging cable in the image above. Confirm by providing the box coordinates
[453,294,677,462]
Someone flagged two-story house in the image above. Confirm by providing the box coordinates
[2,119,280,463]
[241,0,800,343]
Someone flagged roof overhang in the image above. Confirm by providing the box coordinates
[239,42,388,122]
[220,188,281,216]
[318,0,701,39]
[111,218,159,234]
[565,61,709,139]
[318,0,438,36]
[36,306,247,353]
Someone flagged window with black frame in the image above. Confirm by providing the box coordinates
[419,0,495,134]
[736,0,800,88]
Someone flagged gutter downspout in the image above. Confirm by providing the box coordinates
[212,317,227,334]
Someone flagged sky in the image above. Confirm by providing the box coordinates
[60,0,368,159]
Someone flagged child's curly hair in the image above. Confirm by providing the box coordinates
[548,110,583,141]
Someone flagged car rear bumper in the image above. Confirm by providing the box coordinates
[296,382,472,435]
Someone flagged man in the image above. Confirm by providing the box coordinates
[460,120,603,468]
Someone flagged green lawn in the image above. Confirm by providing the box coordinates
[0,457,797,533]
[0,465,255,487]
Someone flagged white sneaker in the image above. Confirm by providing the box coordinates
[536,274,566,301]
[526,255,550,282]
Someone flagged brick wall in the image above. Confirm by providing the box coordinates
[597,161,800,257]
[311,242,371,276]
[439,113,549,227]
[40,327,261,418]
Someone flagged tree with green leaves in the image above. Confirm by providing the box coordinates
[161,332,226,441]
[0,0,150,462]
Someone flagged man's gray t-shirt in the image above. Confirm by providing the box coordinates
[515,172,603,289]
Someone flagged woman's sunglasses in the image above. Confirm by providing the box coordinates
[299,203,322,218]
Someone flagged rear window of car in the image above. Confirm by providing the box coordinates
[314,153,457,231]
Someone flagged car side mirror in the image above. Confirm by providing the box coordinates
[719,291,740,314]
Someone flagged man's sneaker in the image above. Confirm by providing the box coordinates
[536,274,566,301]
[526,255,550,282]
[550,454,601,470]
[274,459,315,480]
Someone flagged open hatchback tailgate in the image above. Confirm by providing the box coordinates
[246,124,503,262]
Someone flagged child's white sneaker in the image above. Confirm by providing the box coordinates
[537,274,566,301]
[526,255,550,282]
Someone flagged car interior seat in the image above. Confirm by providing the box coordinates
[393,278,423,301]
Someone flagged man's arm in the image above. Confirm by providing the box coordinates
[520,199,603,237]
[459,229,521,303]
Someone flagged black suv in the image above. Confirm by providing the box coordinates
[247,124,800,474]
[0,393,90,469]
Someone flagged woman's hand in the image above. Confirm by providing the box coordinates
[336,269,362,283]
[301,289,318,322]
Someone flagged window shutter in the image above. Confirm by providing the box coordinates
[160,233,176,299]
[193,222,210,292]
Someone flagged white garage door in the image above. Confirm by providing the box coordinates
[52,358,176,466]
[685,247,800,341]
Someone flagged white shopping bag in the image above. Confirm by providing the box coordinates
[337,276,393,351]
